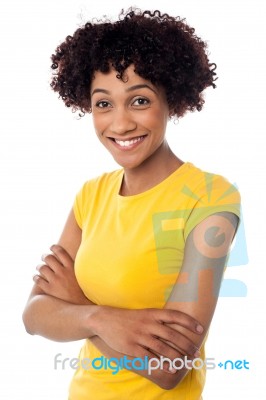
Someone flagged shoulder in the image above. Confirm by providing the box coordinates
[183,162,241,205]
[182,163,241,240]
[77,169,123,198]
[73,169,123,227]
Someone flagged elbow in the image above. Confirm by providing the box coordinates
[22,307,36,336]
[22,294,46,336]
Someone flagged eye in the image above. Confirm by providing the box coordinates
[95,100,111,108]
[132,97,150,107]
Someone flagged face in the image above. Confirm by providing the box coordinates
[90,65,170,170]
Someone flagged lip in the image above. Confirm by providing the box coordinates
[108,135,147,151]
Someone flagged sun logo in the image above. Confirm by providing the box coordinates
[153,172,248,299]
[181,172,248,298]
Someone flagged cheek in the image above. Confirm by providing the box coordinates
[142,110,168,132]
[140,110,162,128]
[92,115,105,137]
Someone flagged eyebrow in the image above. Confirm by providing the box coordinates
[91,84,157,96]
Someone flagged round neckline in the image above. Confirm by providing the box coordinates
[116,161,193,201]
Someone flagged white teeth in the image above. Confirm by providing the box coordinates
[114,136,144,147]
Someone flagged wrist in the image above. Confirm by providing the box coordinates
[85,304,107,337]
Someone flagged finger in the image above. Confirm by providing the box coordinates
[154,324,199,358]
[33,274,50,293]
[116,346,160,373]
[146,334,193,361]
[146,348,177,373]
[50,244,74,268]
[134,345,161,365]
[159,348,183,374]
[157,342,185,359]
[36,264,54,282]
[154,308,204,334]
[161,338,183,353]
[138,345,178,375]
[41,254,63,274]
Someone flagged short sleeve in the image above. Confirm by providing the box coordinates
[73,181,90,229]
[184,174,241,242]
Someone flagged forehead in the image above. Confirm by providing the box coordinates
[91,65,155,92]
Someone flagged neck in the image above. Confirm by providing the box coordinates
[120,141,183,196]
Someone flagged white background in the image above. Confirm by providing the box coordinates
[0,0,265,398]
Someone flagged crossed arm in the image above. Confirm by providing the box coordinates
[22,209,239,389]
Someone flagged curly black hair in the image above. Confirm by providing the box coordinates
[50,8,217,118]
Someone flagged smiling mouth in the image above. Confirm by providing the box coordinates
[109,135,147,148]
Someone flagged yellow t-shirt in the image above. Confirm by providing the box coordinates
[69,161,241,400]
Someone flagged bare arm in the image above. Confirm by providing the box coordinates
[161,211,239,387]
[23,207,238,388]
[22,210,100,341]
[22,209,202,355]
[89,212,239,388]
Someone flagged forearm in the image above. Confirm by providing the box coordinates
[27,243,202,377]
[90,336,187,390]
[22,294,98,342]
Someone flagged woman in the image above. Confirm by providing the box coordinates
[23,8,241,399]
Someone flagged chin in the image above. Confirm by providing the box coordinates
[115,161,140,170]
[112,156,144,170]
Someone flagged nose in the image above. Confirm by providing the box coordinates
[109,109,137,136]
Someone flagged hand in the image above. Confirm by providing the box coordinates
[33,244,90,305]
[91,305,203,361]
[33,245,204,362]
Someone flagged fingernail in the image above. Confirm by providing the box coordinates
[41,253,48,261]
[196,324,204,333]
[33,274,39,282]
[168,367,176,374]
